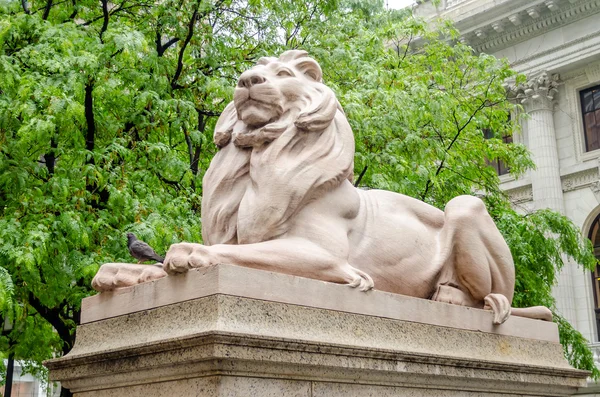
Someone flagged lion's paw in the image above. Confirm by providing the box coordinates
[344,265,374,292]
[484,293,511,325]
[138,264,168,284]
[91,263,167,292]
[163,242,213,274]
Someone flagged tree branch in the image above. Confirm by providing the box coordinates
[156,170,182,190]
[84,81,95,153]
[354,165,368,187]
[42,0,53,20]
[28,293,73,355]
[80,1,149,25]
[420,99,489,201]
[171,1,200,90]
[190,112,205,184]
[21,0,31,14]
[196,108,220,117]
[158,37,180,57]
[43,134,58,176]
[183,126,194,170]
[99,0,109,42]
[83,80,108,207]
[67,0,77,19]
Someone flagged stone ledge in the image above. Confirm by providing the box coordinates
[47,265,587,396]
[47,293,587,395]
[81,264,559,342]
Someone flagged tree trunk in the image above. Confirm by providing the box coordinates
[4,352,14,397]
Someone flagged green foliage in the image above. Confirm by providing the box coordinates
[303,6,599,377]
[494,204,599,378]
[0,0,598,387]
[493,205,597,307]
[0,267,13,311]
[307,12,532,204]
[558,314,598,376]
[0,0,337,390]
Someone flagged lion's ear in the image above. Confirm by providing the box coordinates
[214,102,238,148]
[295,87,337,132]
[294,58,323,82]
[257,56,277,66]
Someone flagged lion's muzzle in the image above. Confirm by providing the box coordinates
[238,69,266,88]
[234,82,283,128]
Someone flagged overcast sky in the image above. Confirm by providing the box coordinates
[385,0,417,9]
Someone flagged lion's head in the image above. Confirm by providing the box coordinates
[202,50,355,245]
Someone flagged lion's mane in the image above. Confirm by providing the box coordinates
[201,50,355,245]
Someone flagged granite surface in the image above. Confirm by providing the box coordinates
[47,265,588,396]
[81,264,558,342]
[75,375,564,397]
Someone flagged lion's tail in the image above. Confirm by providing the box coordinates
[511,306,553,322]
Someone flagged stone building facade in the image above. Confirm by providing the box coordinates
[416,0,600,385]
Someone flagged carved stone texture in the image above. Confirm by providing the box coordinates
[92,51,551,325]
[517,71,559,112]
[517,72,564,213]
[545,0,560,12]
[508,14,522,26]
[527,7,540,19]
[91,263,166,291]
[561,168,600,192]
[586,63,600,82]
[491,22,504,32]
[507,185,534,204]
[47,266,587,396]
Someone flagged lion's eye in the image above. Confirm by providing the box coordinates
[277,68,294,77]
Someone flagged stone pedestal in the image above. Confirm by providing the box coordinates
[46,264,588,396]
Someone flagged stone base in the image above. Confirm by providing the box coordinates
[46,264,588,396]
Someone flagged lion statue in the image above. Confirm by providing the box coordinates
[92,50,551,324]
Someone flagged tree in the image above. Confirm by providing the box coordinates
[0,0,336,394]
[301,4,599,377]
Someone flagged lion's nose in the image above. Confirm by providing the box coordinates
[238,71,266,88]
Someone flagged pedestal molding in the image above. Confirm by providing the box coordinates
[47,266,588,396]
[79,264,559,342]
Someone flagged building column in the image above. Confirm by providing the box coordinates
[519,72,577,325]
[520,72,563,212]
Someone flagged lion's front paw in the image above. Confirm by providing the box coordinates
[344,265,374,292]
[163,242,213,274]
[91,263,167,292]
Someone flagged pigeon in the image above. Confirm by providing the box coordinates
[127,233,165,263]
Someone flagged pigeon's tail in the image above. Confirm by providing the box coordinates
[151,253,165,263]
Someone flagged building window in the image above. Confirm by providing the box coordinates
[588,213,600,340]
[581,85,600,152]
[483,129,512,176]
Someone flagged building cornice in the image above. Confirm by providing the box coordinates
[470,0,600,53]
[503,163,600,202]
[562,167,600,193]
[418,0,600,54]
[510,29,600,74]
